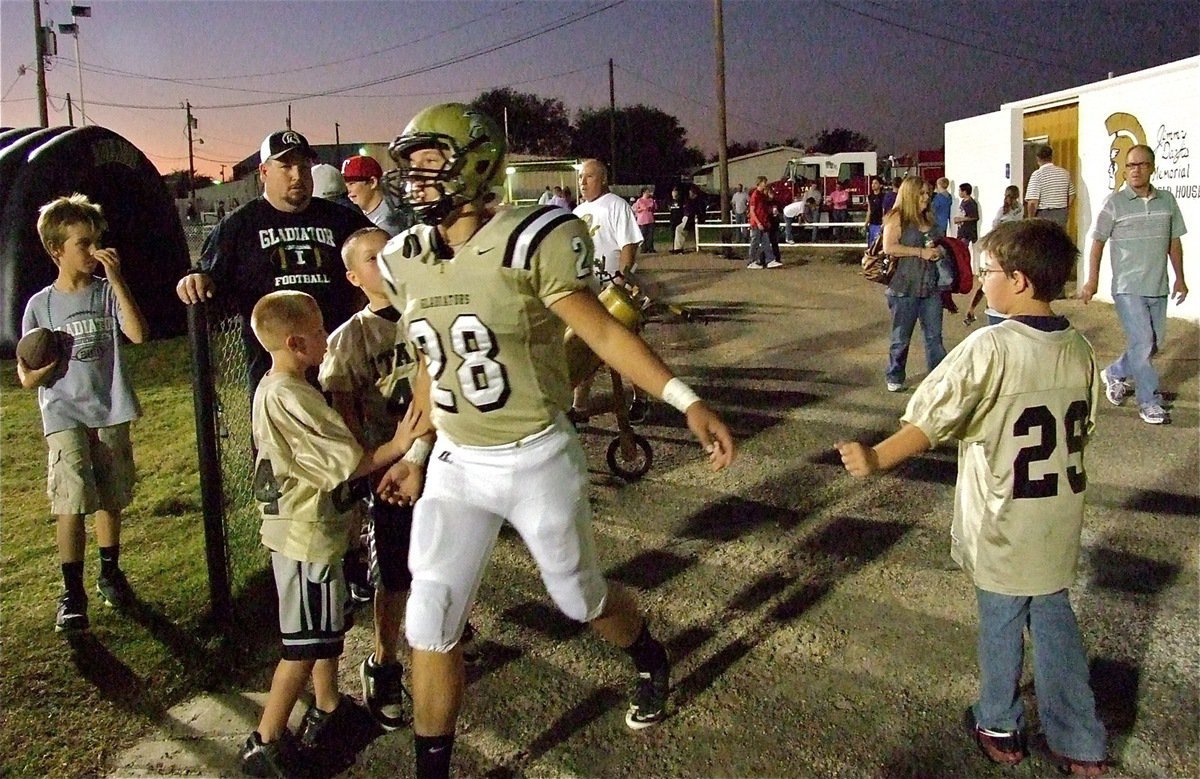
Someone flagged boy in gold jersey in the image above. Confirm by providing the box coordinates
[375,103,735,779]
[837,219,1108,777]
[241,291,419,777]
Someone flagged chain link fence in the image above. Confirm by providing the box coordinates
[184,226,263,607]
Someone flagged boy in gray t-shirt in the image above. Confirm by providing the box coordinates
[18,194,148,634]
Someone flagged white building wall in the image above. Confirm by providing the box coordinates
[944,110,1021,259]
[945,57,1199,321]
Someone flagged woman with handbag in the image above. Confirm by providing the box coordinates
[882,176,947,392]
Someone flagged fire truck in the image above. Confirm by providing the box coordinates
[768,149,945,213]
[885,149,946,185]
[767,151,877,213]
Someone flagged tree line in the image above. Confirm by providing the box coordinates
[161,88,877,195]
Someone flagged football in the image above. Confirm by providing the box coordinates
[16,327,61,370]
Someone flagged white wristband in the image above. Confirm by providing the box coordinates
[402,437,432,466]
[661,377,701,414]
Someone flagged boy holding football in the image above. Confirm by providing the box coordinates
[837,219,1108,776]
[240,290,418,777]
[18,193,147,634]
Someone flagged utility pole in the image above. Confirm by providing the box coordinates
[334,122,341,163]
[66,93,74,126]
[32,0,49,126]
[186,101,198,205]
[713,0,731,254]
[286,104,292,131]
[608,58,617,184]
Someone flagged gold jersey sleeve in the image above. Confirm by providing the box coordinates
[251,373,363,564]
[378,206,593,446]
[319,307,419,448]
[902,320,1100,596]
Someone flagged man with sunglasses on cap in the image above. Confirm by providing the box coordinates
[343,154,412,237]
[176,130,372,386]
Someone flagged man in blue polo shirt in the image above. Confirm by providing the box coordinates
[1080,144,1188,425]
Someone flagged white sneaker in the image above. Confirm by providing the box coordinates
[1138,403,1170,424]
[746,261,764,269]
[886,382,904,392]
[765,260,784,268]
[1100,369,1130,406]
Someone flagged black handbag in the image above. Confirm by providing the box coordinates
[860,233,894,285]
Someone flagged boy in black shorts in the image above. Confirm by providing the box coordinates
[320,227,436,730]
[241,290,417,777]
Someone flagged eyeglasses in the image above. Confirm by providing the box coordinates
[977,268,1006,281]
[1125,161,1152,170]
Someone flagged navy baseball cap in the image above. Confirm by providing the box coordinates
[260,130,317,164]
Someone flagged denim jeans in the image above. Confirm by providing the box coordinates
[784,216,796,243]
[748,227,776,265]
[639,222,655,253]
[1108,294,1167,406]
[867,223,882,247]
[885,293,946,384]
[974,588,1107,762]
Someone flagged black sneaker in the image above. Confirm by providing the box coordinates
[240,730,304,778]
[359,655,410,731]
[628,396,648,424]
[55,589,89,633]
[96,569,135,609]
[625,663,669,729]
[460,621,482,666]
[566,407,590,429]
[299,694,373,750]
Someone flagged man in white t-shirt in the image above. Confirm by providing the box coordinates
[571,158,647,420]
[573,159,642,280]
[731,183,750,242]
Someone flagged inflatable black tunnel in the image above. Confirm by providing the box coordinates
[0,125,189,357]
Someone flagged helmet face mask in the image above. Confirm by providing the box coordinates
[386,104,506,226]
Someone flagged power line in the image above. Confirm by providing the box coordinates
[2,68,28,101]
[863,0,1141,72]
[55,1,525,90]
[54,59,608,107]
[42,1,626,111]
[826,0,1099,78]
[612,62,796,141]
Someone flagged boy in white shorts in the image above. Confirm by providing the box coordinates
[18,194,148,634]
[374,103,736,779]
[240,290,419,777]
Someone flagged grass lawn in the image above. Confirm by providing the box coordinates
[1,336,280,777]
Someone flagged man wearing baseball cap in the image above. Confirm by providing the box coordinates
[176,130,372,386]
[342,155,411,236]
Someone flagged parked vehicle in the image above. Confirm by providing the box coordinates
[767,149,945,215]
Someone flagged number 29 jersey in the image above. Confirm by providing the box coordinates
[901,319,1101,596]
[377,206,593,447]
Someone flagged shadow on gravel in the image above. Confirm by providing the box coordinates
[672,516,909,709]
[502,602,587,641]
[1087,546,1181,595]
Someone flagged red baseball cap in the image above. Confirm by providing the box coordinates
[341,155,383,182]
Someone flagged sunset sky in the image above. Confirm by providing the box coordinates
[2,0,1196,180]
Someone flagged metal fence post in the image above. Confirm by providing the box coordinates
[188,300,233,631]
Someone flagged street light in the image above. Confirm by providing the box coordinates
[57,5,90,126]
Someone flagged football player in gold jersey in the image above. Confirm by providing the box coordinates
[375,103,734,779]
